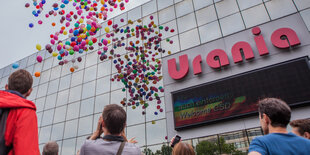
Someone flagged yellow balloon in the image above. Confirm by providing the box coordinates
[52,52,58,57]
[81,5,85,9]
[105,27,110,33]
[90,7,94,11]
[79,19,84,23]
[63,31,68,35]
[101,0,105,4]
[36,44,42,51]
[108,40,111,44]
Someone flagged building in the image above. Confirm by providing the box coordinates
[0,0,310,154]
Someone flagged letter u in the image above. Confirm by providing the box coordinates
[168,54,189,80]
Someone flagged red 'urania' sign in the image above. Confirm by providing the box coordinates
[168,27,301,80]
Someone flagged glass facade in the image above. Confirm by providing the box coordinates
[0,0,309,154]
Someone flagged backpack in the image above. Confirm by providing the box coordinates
[0,108,12,155]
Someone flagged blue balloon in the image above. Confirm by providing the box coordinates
[29,23,34,28]
[73,30,79,36]
[12,63,19,69]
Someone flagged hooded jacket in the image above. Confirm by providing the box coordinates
[0,90,40,155]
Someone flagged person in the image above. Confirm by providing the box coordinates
[248,98,310,155]
[290,118,310,139]
[0,69,40,155]
[42,141,59,155]
[172,142,195,155]
[80,104,141,155]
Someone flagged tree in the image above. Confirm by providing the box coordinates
[143,144,172,155]
[196,137,244,155]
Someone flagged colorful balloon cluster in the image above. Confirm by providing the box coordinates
[26,0,176,115]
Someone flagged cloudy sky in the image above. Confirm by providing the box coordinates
[0,0,150,69]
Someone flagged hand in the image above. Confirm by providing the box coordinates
[128,137,138,144]
[90,116,103,140]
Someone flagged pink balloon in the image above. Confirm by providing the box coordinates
[37,56,43,63]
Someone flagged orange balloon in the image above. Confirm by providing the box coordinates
[61,26,66,30]
[52,23,56,26]
[70,67,75,72]
[34,72,41,77]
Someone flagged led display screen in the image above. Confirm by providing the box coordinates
[172,57,310,130]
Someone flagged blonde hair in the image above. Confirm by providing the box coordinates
[172,142,195,155]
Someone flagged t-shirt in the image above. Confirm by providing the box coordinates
[249,132,310,155]
[80,138,142,155]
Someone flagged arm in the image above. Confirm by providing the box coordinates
[13,109,40,155]
[248,138,266,155]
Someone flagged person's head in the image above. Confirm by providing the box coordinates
[42,141,59,155]
[172,142,195,155]
[102,104,126,135]
[258,98,291,134]
[5,69,33,98]
[290,118,310,139]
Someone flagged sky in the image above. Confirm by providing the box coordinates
[0,0,150,69]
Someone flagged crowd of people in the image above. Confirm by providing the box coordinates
[1,69,310,155]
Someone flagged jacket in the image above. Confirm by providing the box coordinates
[0,90,40,155]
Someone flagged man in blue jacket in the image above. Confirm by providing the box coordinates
[248,98,310,155]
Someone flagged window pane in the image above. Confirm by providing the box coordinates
[111,89,126,105]
[161,35,180,57]
[96,76,111,95]
[193,0,213,10]
[85,51,98,68]
[146,119,167,145]
[39,125,51,144]
[59,74,71,91]
[219,13,245,36]
[45,93,57,110]
[81,81,96,99]
[159,6,175,24]
[50,66,62,80]
[294,0,310,11]
[199,21,222,43]
[56,89,69,106]
[37,112,43,127]
[37,83,48,98]
[80,97,95,117]
[39,70,51,84]
[26,65,34,75]
[241,4,269,28]
[196,4,217,26]
[47,79,59,95]
[158,0,173,10]
[62,138,76,155]
[265,0,297,20]
[41,109,55,126]
[301,9,310,31]
[34,63,43,74]
[36,97,46,112]
[177,13,197,33]
[69,85,82,103]
[84,65,97,83]
[128,6,142,21]
[27,53,37,67]
[142,0,157,17]
[28,86,38,101]
[160,20,178,39]
[66,101,80,120]
[237,0,262,10]
[97,60,111,78]
[64,119,78,138]
[215,0,239,18]
[78,116,93,136]
[114,13,127,28]
[71,70,84,87]
[111,74,124,91]
[175,0,194,18]
[53,105,67,123]
[42,57,53,71]
[179,28,200,50]
[33,74,40,87]
[51,122,64,141]
[127,104,145,126]
[95,93,110,113]
[127,124,146,147]
[146,98,165,122]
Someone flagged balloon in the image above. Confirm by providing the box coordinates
[52,52,58,57]
[36,44,42,51]
[12,63,19,69]
[34,72,41,77]
[70,67,75,72]
[29,23,34,28]
[36,56,43,63]
[105,27,110,33]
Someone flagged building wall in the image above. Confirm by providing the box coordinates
[0,0,310,154]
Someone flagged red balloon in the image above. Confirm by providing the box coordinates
[108,20,112,26]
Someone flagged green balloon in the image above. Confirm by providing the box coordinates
[69,50,74,55]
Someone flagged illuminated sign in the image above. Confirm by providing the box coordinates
[168,27,301,80]
[172,57,310,130]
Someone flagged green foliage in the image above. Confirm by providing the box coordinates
[143,144,172,155]
[196,137,244,155]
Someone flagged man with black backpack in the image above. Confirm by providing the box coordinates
[0,69,40,155]
[80,104,141,155]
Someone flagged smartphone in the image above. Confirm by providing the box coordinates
[171,135,181,147]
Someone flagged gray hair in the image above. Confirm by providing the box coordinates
[42,141,59,155]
